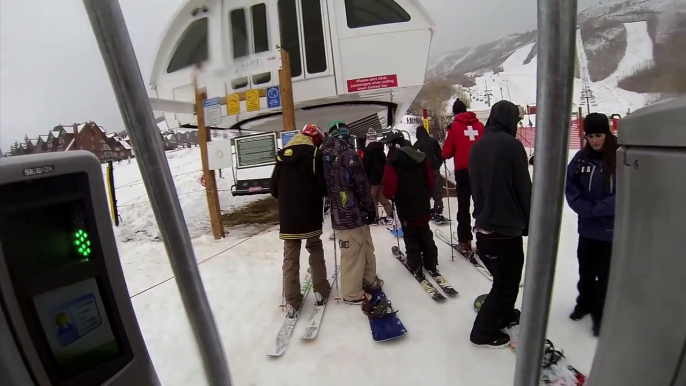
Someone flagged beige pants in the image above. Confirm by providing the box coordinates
[371,185,393,218]
[283,237,329,308]
[338,225,378,301]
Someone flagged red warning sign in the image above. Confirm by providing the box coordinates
[347,74,398,93]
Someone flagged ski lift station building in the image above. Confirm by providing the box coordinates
[149,0,435,136]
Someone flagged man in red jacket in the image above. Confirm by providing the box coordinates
[441,99,485,255]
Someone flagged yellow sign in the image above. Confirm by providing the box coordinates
[227,93,240,115]
[423,118,430,133]
[246,90,261,112]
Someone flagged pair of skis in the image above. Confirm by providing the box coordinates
[435,229,526,287]
[435,229,493,281]
[391,246,458,301]
[473,294,586,385]
[267,268,336,357]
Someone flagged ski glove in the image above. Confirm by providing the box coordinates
[364,209,377,226]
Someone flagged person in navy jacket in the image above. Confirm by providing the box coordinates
[565,113,618,337]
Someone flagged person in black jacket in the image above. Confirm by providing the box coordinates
[468,100,532,348]
[382,145,439,279]
[363,128,394,224]
[270,124,329,317]
[413,125,445,221]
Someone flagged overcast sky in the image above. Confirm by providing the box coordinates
[0,0,600,150]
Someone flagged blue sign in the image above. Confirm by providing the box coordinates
[203,97,221,108]
[267,86,281,109]
[280,130,298,148]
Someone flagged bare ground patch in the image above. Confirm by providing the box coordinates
[222,197,279,233]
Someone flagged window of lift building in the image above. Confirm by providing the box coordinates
[278,0,303,78]
[167,18,209,74]
[344,0,411,29]
[302,0,327,74]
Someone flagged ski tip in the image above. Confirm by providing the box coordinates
[301,327,318,340]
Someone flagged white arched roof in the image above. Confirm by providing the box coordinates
[149,0,211,88]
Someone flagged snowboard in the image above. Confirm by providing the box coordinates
[367,289,407,342]
[472,294,586,385]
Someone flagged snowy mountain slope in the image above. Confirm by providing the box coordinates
[431,0,685,98]
[430,31,537,84]
[604,21,654,86]
[576,27,651,114]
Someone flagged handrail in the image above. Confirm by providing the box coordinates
[82,1,234,385]
[514,0,578,385]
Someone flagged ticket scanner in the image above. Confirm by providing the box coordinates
[0,151,159,386]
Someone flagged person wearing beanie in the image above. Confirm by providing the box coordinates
[565,112,618,337]
[442,99,485,254]
[363,128,394,224]
[322,119,383,305]
[468,100,531,348]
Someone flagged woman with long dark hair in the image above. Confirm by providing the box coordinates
[565,113,618,337]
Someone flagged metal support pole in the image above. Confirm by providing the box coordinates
[514,0,577,385]
[81,1,233,385]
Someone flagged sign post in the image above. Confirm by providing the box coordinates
[195,81,225,239]
[278,48,295,133]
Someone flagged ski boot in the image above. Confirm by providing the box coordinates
[431,214,447,224]
[456,242,473,256]
[314,292,328,307]
[286,304,299,319]
[411,267,426,281]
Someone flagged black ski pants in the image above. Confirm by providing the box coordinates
[403,223,439,273]
[471,233,524,339]
[455,169,473,243]
[431,169,444,214]
[576,236,613,326]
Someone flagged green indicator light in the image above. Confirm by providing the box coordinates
[87,241,91,246]
[75,240,80,245]
[83,233,88,238]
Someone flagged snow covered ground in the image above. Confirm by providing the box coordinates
[110,147,268,242]
[112,138,598,385]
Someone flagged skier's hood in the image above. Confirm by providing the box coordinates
[366,141,385,151]
[389,146,426,167]
[455,111,480,125]
[415,126,429,139]
[278,133,317,164]
[323,134,352,155]
[484,100,521,137]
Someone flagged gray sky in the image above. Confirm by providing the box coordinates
[0,0,600,150]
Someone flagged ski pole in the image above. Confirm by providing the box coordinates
[444,162,455,262]
[392,201,401,253]
[333,229,341,304]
